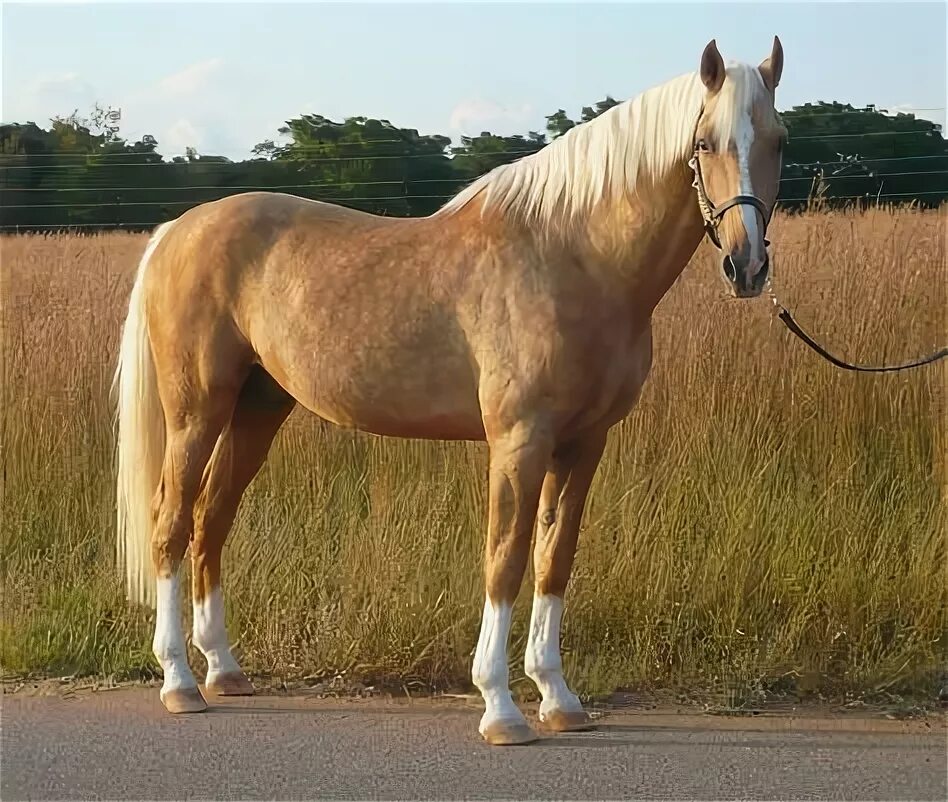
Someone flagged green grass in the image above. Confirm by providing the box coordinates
[2,207,945,705]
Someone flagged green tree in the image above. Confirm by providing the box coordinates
[3,95,945,233]
[580,96,621,122]
[449,131,546,184]
[0,107,165,229]
[779,102,947,207]
[545,109,576,139]
[257,114,456,216]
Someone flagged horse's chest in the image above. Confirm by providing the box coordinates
[556,324,653,433]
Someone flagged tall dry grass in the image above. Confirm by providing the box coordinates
[1,207,945,705]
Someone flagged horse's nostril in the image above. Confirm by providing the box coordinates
[757,254,770,282]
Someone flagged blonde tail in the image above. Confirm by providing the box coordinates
[112,221,174,608]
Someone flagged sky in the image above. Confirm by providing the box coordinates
[2,1,946,160]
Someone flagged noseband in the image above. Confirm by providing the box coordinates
[688,112,772,250]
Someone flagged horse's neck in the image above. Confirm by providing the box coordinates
[572,163,706,314]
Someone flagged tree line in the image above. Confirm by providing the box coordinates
[1,96,945,231]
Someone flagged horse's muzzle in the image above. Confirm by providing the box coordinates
[722,252,770,298]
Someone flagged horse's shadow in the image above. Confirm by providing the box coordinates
[194,704,938,753]
[202,701,351,717]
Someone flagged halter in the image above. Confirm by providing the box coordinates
[687,109,772,251]
[685,110,948,372]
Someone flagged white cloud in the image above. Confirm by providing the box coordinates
[883,103,945,126]
[3,71,98,125]
[2,59,229,156]
[156,57,224,98]
[160,119,203,156]
[106,58,235,154]
[448,97,534,136]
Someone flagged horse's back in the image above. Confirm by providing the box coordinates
[142,191,487,439]
[162,190,401,253]
[144,190,417,321]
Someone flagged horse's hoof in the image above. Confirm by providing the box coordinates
[205,671,255,696]
[481,720,538,745]
[161,686,208,714]
[540,709,595,732]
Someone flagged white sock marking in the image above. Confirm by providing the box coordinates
[472,597,526,733]
[153,575,198,697]
[524,594,584,718]
[192,586,242,682]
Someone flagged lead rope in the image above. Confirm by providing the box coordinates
[766,289,948,373]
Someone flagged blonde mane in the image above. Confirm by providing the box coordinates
[438,63,776,233]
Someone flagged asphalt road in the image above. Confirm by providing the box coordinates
[2,689,945,800]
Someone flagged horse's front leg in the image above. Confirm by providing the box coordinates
[472,418,553,746]
[525,428,607,732]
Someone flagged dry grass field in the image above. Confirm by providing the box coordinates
[1,206,945,706]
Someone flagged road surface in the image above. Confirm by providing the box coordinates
[2,688,945,800]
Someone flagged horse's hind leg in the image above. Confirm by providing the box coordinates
[191,366,295,696]
[151,405,237,713]
[149,330,251,714]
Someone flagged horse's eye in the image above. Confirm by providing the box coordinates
[696,139,711,153]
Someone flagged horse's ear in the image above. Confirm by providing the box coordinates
[759,35,784,93]
[700,39,725,94]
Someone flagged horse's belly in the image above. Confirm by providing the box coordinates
[309,388,486,440]
[337,409,486,440]
[264,344,486,441]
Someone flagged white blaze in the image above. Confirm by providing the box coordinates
[735,108,765,276]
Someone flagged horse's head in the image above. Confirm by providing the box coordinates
[691,37,787,299]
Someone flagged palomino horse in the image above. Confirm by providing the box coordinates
[114,37,786,745]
